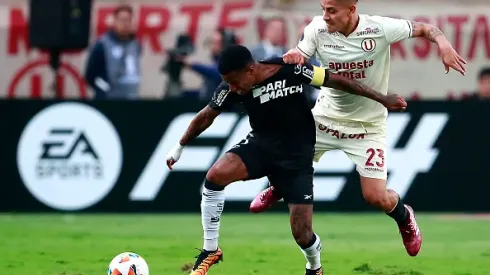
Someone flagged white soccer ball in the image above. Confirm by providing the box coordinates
[107,252,149,275]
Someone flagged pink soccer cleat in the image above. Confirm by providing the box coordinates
[398,205,422,256]
[249,186,282,213]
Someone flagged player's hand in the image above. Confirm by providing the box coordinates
[383,94,407,112]
[166,143,185,170]
[283,48,306,65]
[439,44,467,75]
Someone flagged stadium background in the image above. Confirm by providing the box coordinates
[1,1,490,274]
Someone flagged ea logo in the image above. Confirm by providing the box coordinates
[16,102,123,211]
[361,38,376,52]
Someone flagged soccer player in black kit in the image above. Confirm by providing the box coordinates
[166,45,407,275]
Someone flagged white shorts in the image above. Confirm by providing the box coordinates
[313,117,387,179]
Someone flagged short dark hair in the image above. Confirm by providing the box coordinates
[114,5,133,17]
[479,67,490,79]
[218,45,254,75]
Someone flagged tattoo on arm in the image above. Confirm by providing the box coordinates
[179,106,220,146]
[427,27,443,42]
[324,73,386,104]
[411,21,443,42]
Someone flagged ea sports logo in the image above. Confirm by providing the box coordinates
[361,38,376,52]
[17,102,123,211]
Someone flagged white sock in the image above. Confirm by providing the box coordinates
[201,187,225,251]
[300,233,322,270]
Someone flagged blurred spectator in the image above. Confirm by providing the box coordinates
[180,29,237,100]
[250,17,287,60]
[161,34,195,98]
[466,67,490,100]
[84,5,142,100]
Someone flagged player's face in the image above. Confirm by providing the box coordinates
[321,0,354,33]
[113,10,133,37]
[222,66,255,95]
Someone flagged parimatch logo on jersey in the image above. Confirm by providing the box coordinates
[252,79,303,104]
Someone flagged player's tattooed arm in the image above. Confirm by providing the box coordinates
[410,21,444,43]
[179,106,221,146]
[324,73,407,111]
[325,73,386,103]
[410,20,467,75]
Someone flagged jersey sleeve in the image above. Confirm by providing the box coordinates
[208,82,236,111]
[296,22,317,59]
[377,16,413,44]
[290,62,328,87]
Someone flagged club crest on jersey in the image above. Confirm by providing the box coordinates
[361,38,376,52]
[252,79,303,104]
[294,65,314,80]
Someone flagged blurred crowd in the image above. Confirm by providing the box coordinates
[83,4,490,102]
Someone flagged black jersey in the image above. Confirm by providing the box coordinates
[209,58,328,155]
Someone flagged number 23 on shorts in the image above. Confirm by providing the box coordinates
[365,148,385,167]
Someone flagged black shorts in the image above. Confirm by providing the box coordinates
[227,134,314,204]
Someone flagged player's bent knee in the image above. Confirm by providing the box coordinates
[360,177,389,206]
[205,167,232,186]
[206,153,248,186]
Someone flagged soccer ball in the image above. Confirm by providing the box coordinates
[107,252,149,275]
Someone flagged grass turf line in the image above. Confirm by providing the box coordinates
[1,213,489,275]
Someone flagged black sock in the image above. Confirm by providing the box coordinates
[204,179,225,191]
[299,233,317,250]
[387,197,409,224]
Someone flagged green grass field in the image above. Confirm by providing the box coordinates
[1,213,489,275]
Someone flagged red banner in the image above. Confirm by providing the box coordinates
[1,0,489,99]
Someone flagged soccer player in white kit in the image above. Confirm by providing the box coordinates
[250,0,467,258]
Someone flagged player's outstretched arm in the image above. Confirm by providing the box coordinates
[410,21,467,75]
[325,72,407,111]
[180,106,220,146]
[294,63,407,111]
[166,106,221,170]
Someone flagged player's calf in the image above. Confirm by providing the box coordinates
[360,177,405,220]
[289,204,322,273]
[199,152,249,260]
[362,186,400,214]
[360,176,422,256]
